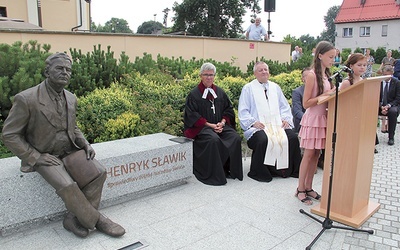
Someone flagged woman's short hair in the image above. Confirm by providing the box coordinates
[200,62,216,75]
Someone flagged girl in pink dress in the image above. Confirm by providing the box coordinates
[296,41,336,205]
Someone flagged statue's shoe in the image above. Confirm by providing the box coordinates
[96,214,125,237]
[63,213,89,238]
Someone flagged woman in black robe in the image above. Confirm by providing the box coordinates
[183,63,243,185]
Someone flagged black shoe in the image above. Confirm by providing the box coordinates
[388,139,394,146]
[317,159,324,169]
[224,170,234,179]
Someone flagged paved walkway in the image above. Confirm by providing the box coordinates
[0,128,399,250]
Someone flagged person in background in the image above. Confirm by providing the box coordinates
[362,48,375,78]
[183,62,243,185]
[378,65,400,146]
[296,41,336,205]
[393,59,400,80]
[238,61,301,183]
[245,17,266,41]
[298,47,303,60]
[311,48,316,57]
[334,48,342,67]
[292,67,312,133]
[1,53,125,238]
[292,46,300,62]
[379,50,396,74]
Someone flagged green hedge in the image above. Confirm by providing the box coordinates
[0,41,310,158]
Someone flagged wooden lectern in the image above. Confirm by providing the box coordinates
[310,76,388,228]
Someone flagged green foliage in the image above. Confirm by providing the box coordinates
[246,57,290,76]
[353,47,363,54]
[375,47,387,64]
[122,74,189,136]
[0,40,51,118]
[290,53,313,71]
[137,21,165,34]
[319,5,340,44]
[68,45,135,97]
[0,117,12,158]
[391,50,400,59]
[241,0,262,21]
[77,83,136,143]
[97,112,140,142]
[132,53,244,79]
[172,0,247,38]
[0,41,309,157]
[341,48,352,62]
[91,17,132,33]
[374,48,399,64]
[217,76,247,108]
[270,70,303,101]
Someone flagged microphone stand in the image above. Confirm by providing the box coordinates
[299,69,374,249]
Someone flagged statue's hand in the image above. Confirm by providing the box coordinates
[84,144,96,160]
[37,153,62,166]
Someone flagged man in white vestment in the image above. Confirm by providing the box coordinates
[238,62,301,182]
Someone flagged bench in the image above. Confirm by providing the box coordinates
[0,133,193,236]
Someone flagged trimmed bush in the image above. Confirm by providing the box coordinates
[77,83,137,143]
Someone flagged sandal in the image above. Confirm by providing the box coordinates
[295,189,312,205]
[306,189,321,201]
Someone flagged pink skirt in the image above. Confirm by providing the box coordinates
[299,113,327,149]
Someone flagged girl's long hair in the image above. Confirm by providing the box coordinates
[312,41,335,95]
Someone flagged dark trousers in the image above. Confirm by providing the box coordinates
[247,129,300,182]
[379,106,399,140]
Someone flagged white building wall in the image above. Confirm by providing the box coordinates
[335,19,400,52]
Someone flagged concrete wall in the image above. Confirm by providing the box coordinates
[0,30,291,72]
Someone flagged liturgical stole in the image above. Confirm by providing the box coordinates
[250,80,289,169]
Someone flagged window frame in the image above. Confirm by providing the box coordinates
[381,25,388,37]
[360,26,370,37]
[343,27,353,37]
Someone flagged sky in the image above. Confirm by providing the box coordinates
[91,0,344,41]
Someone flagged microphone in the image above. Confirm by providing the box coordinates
[340,65,354,74]
[328,65,354,82]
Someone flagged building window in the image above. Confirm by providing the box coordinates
[382,25,388,37]
[360,27,370,36]
[343,28,353,37]
[0,6,7,17]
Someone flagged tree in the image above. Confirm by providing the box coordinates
[319,5,340,44]
[137,21,164,34]
[241,0,262,21]
[162,8,171,27]
[91,18,132,33]
[172,0,260,38]
[298,34,318,52]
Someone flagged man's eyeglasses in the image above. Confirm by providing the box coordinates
[201,74,215,77]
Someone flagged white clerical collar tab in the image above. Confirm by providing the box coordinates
[202,88,217,99]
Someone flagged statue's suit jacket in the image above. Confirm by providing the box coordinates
[2,80,88,173]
